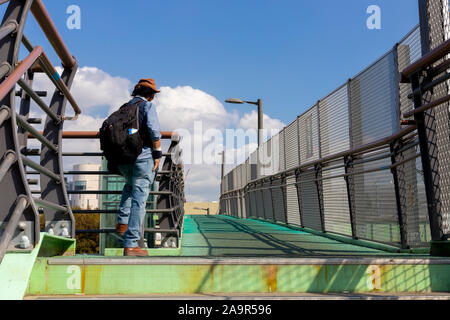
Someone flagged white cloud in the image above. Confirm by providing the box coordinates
[154,85,238,131]
[238,109,285,133]
[27,67,285,202]
[34,66,132,111]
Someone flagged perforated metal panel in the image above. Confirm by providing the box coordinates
[319,85,350,157]
[422,0,450,235]
[255,187,265,219]
[285,119,300,170]
[263,181,274,221]
[245,159,251,185]
[299,169,322,230]
[240,194,246,218]
[249,190,257,218]
[271,179,286,223]
[322,161,352,236]
[259,141,269,177]
[244,193,251,219]
[398,26,422,117]
[349,51,398,148]
[299,105,320,163]
[279,130,286,172]
[270,134,281,175]
[249,152,257,181]
[286,176,301,225]
[236,195,241,218]
[353,156,401,244]
[236,165,241,189]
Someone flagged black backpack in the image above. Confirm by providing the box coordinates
[99,100,146,172]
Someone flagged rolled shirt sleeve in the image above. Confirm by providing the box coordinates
[146,102,161,141]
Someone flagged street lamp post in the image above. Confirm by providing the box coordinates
[219,151,225,181]
[225,98,263,146]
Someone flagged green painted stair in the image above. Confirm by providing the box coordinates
[0,233,75,300]
[23,216,450,298]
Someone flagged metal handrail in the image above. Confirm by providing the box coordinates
[30,0,76,68]
[401,37,450,82]
[56,130,185,249]
[222,125,417,196]
[0,0,81,261]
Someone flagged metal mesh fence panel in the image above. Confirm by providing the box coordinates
[234,195,241,218]
[257,142,266,179]
[322,160,352,236]
[255,187,265,219]
[249,189,257,218]
[421,0,450,235]
[432,0,450,235]
[270,134,281,175]
[394,147,430,247]
[353,154,401,244]
[285,119,300,170]
[272,179,286,223]
[259,140,273,177]
[350,51,398,148]
[286,175,301,225]
[263,181,274,221]
[245,193,251,219]
[398,26,422,117]
[396,25,430,247]
[299,105,320,163]
[319,84,350,157]
[230,196,236,217]
[236,165,242,190]
[240,194,246,218]
[279,129,286,172]
[250,151,257,181]
[299,168,322,230]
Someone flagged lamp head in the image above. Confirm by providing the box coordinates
[225,98,245,104]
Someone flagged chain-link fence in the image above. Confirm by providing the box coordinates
[419,0,450,236]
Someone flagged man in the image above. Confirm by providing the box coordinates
[115,78,162,257]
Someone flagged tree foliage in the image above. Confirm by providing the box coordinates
[73,206,100,254]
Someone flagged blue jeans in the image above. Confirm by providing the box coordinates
[117,157,155,248]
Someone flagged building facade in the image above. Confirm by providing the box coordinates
[70,163,102,209]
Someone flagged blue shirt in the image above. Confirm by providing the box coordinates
[130,95,161,160]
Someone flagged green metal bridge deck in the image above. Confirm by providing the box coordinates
[180,215,420,257]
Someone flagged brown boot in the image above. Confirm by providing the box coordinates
[124,247,148,257]
[116,224,128,236]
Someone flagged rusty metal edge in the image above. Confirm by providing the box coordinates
[45,256,450,266]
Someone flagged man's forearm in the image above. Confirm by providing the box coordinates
[152,139,162,159]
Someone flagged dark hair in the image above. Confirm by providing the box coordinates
[131,84,157,99]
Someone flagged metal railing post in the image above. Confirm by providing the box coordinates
[344,155,358,239]
[315,164,326,232]
[295,169,304,228]
[390,140,409,249]
[410,71,444,242]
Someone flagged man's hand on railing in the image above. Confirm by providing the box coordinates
[152,139,162,172]
[153,159,160,172]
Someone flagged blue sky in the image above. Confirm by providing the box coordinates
[23,0,419,125]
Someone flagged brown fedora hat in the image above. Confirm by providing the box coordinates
[137,78,160,93]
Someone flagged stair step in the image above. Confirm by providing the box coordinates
[26,256,450,296]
